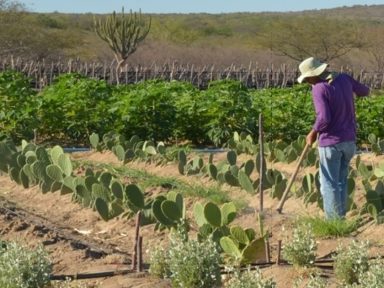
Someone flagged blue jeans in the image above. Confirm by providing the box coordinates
[318,141,356,219]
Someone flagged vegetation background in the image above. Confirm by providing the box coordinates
[1,1,384,71]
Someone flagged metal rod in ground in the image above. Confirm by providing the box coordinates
[277,240,282,265]
[258,113,264,212]
[276,143,310,214]
[131,211,141,271]
[137,236,143,272]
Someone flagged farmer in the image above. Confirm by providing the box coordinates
[297,57,370,219]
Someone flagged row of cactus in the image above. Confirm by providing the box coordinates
[0,138,267,261]
[178,149,258,194]
[0,139,157,224]
[177,150,205,176]
[295,171,356,212]
[368,133,384,155]
[1,140,74,195]
[0,138,180,227]
[178,146,292,199]
[90,132,179,165]
[271,136,317,167]
[226,132,318,167]
[226,131,257,155]
[82,171,153,222]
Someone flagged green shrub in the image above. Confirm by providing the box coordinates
[167,234,222,288]
[148,246,171,279]
[112,80,199,142]
[356,95,384,145]
[225,266,276,288]
[0,70,38,141]
[350,258,384,288]
[293,273,328,288]
[282,223,317,267]
[0,241,52,288]
[202,80,256,146]
[333,240,369,285]
[38,73,114,144]
[250,85,313,143]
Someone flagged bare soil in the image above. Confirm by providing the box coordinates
[1,150,384,287]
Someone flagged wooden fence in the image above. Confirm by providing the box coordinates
[1,57,384,90]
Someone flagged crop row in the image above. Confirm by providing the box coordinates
[90,130,384,217]
[1,134,384,266]
[1,70,383,146]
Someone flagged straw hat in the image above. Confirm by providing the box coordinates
[297,57,328,83]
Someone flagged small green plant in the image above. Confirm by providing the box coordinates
[225,266,276,288]
[295,216,359,238]
[282,223,317,267]
[349,258,384,288]
[0,241,52,288]
[148,246,171,279]
[293,272,328,288]
[333,240,369,285]
[167,233,222,288]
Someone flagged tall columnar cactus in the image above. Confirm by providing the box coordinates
[94,7,151,82]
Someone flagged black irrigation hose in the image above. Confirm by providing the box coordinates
[50,269,139,280]
[49,261,335,281]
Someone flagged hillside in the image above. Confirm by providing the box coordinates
[1,4,384,70]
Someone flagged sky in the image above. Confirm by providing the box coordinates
[22,0,384,14]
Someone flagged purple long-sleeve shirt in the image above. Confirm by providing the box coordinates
[312,73,370,147]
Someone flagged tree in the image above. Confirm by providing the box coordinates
[0,0,27,55]
[0,0,81,60]
[363,25,384,72]
[258,16,364,62]
[0,0,25,13]
[94,7,151,82]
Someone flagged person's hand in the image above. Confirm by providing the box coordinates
[306,129,318,146]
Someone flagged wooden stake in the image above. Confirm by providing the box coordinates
[277,240,282,265]
[265,237,271,262]
[137,236,143,272]
[131,211,141,271]
[259,113,264,212]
